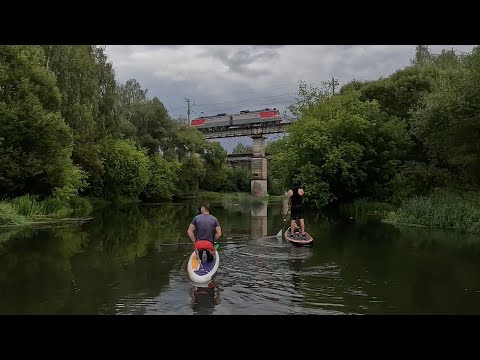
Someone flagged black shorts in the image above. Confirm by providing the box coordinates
[291,206,304,220]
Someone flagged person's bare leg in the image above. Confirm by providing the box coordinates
[300,219,305,235]
[290,219,296,234]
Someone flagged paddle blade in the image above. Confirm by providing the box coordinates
[276,229,283,237]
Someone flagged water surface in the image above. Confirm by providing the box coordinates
[1,199,480,315]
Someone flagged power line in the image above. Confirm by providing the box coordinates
[194,92,297,107]
[168,92,297,112]
[207,99,296,114]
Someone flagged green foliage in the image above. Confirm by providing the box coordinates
[0,194,92,225]
[267,177,285,196]
[339,198,395,218]
[232,142,252,154]
[101,139,150,199]
[270,90,411,208]
[199,142,228,192]
[287,80,330,117]
[358,66,436,122]
[0,45,83,199]
[10,195,46,216]
[385,189,480,233]
[0,203,27,226]
[67,196,92,217]
[142,154,181,201]
[42,197,71,217]
[227,166,251,193]
[410,46,480,187]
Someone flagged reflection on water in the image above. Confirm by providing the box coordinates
[190,280,221,315]
[1,199,480,315]
[251,200,268,240]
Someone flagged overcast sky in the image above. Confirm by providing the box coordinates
[105,45,475,153]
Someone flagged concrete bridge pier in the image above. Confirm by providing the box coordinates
[250,135,268,197]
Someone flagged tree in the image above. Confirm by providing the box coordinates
[200,142,228,191]
[232,142,252,154]
[0,45,85,198]
[101,139,150,199]
[410,46,480,188]
[270,90,412,208]
[411,45,434,67]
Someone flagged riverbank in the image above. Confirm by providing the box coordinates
[383,189,480,233]
[0,191,287,229]
[340,189,480,234]
[0,195,93,228]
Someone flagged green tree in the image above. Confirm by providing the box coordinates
[270,90,411,208]
[101,139,150,199]
[42,45,113,196]
[142,155,181,201]
[232,142,252,154]
[199,142,228,192]
[411,46,480,188]
[0,45,86,198]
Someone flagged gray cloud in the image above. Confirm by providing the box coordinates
[199,45,285,77]
[105,45,476,152]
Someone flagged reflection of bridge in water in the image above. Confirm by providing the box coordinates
[250,198,289,239]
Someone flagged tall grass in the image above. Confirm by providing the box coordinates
[10,195,73,218]
[384,189,480,233]
[1,195,93,227]
[339,198,395,219]
[10,195,46,216]
[0,203,28,226]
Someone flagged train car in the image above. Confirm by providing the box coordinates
[190,108,281,132]
[231,108,281,128]
[190,113,232,131]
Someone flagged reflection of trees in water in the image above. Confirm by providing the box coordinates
[86,204,191,263]
[395,225,480,253]
[0,227,89,314]
[60,204,192,314]
[314,222,480,314]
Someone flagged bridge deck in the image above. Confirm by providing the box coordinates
[202,123,290,139]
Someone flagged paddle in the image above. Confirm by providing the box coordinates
[276,205,291,237]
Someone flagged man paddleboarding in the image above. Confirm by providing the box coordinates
[187,203,222,262]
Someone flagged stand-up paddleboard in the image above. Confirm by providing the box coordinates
[285,227,313,246]
[187,250,220,283]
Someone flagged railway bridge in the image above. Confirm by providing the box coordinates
[201,122,292,196]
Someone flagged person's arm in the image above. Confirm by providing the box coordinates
[214,226,222,242]
[299,188,304,196]
[287,189,293,206]
[214,218,222,242]
[187,221,196,244]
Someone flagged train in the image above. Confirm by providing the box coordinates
[190,108,282,131]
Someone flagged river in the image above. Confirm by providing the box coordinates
[1,198,480,315]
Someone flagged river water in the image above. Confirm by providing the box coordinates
[1,198,480,315]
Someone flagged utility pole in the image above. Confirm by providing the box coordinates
[330,77,339,95]
[185,98,196,126]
